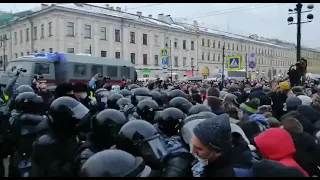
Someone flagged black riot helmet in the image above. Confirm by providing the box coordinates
[132,87,151,105]
[119,89,132,98]
[80,149,151,177]
[156,107,185,137]
[16,85,34,95]
[128,84,140,91]
[116,97,131,110]
[168,89,187,100]
[48,96,89,134]
[116,120,169,167]
[32,134,59,168]
[187,104,211,116]
[150,91,163,106]
[15,92,44,113]
[95,89,110,104]
[107,94,124,109]
[91,109,128,148]
[169,97,193,114]
[136,99,159,123]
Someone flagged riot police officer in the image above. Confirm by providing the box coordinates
[8,85,34,111]
[169,97,193,114]
[79,150,152,177]
[8,92,46,177]
[131,87,151,106]
[128,84,139,91]
[119,89,132,99]
[187,104,211,116]
[115,120,193,177]
[150,91,164,107]
[74,109,128,175]
[136,99,159,124]
[32,97,89,177]
[94,88,110,113]
[106,94,124,109]
[168,89,187,101]
[155,107,186,137]
[116,97,131,111]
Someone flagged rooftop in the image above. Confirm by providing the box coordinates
[1,3,319,53]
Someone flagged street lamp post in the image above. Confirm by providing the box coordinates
[0,35,9,71]
[287,3,314,62]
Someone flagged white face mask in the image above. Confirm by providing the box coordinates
[79,93,87,99]
[190,143,210,166]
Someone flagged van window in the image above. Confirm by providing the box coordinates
[107,66,118,77]
[74,64,87,76]
[5,61,32,75]
[34,63,50,75]
[121,67,130,78]
[92,65,103,77]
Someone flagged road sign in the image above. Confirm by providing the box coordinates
[162,57,169,66]
[227,56,242,71]
[249,52,255,59]
[160,48,170,59]
[249,61,256,69]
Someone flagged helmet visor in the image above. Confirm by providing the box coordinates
[101,97,108,103]
[72,103,90,119]
[180,118,206,145]
[140,135,168,161]
[136,96,152,102]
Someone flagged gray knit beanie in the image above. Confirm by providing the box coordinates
[193,113,232,152]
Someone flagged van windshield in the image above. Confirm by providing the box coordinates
[5,61,33,75]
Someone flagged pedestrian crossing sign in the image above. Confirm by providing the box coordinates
[160,48,170,59]
[227,56,242,71]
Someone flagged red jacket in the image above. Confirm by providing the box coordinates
[254,128,309,177]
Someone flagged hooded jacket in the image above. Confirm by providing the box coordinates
[254,128,309,177]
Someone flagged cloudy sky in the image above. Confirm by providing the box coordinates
[1,3,318,48]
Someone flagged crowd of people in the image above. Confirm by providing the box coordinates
[0,61,319,177]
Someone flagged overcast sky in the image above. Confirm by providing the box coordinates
[1,3,318,49]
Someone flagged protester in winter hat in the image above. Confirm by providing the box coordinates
[311,93,320,111]
[240,98,260,115]
[254,128,309,177]
[280,118,304,134]
[279,82,291,92]
[285,97,302,112]
[297,95,312,106]
[249,91,272,106]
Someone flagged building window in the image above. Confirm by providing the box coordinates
[213,53,215,61]
[202,38,204,46]
[154,55,159,66]
[41,49,45,52]
[92,65,103,77]
[33,26,37,40]
[143,33,148,45]
[67,22,74,36]
[20,52,23,56]
[208,53,210,61]
[14,32,17,45]
[191,41,194,50]
[34,63,50,75]
[183,40,186,49]
[100,27,106,40]
[232,44,234,51]
[115,52,120,59]
[218,54,220,62]
[34,50,38,53]
[213,41,215,48]
[174,57,178,67]
[191,58,194,66]
[174,39,178,48]
[41,24,44,38]
[130,53,135,64]
[26,28,29,42]
[143,54,148,65]
[67,48,74,53]
[107,66,118,77]
[19,30,23,43]
[202,52,204,60]
[165,37,169,47]
[27,51,30,55]
[48,22,52,36]
[236,44,239,51]
[154,35,158,46]
[227,43,230,50]
[74,64,87,76]
[183,57,186,66]
[101,51,107,57]
[207,39,210,47]
[84,24,91,38]
[115,29,120,42]
[15,53,18,58]
[241,45,243,51]
[218,41,220,48]
[130,32,135,43]
[49,48,53,53]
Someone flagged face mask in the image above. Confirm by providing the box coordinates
[79,93,87,99]
[190,144,210,166]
